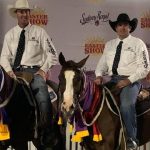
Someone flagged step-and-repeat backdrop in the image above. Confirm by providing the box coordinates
[0,0,150,82]
[0,0,150,150]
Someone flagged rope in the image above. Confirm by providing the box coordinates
[105,95,119,116]
[104,86,127,150]
[78,87,105,126]
[78,85,126,149]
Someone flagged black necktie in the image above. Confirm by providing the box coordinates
[112,41,123,75]
[13,29,25,69]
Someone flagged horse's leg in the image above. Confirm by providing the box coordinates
[0,146,7,150]
[13,141,28,150]
[32,124,66,150]
[53,124,66,150]
[0,141,10,150]
[0,144,8,150]
[32,138,45,150]
[95,103,121,150]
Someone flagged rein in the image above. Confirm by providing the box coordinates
[0,75,32,108]
[0,80,17,108]
[0,71,38,138]
[77,71,106,126]
[78,87,105,126]
[104,86,126,150]
[0,76,34,108]
[0,67,18,108]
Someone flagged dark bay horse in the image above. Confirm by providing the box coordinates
[0,66,65,150]
[58,52,150,150]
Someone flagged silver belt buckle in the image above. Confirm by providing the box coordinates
[22,65,28,69]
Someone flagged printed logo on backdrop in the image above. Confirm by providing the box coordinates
[84,37,105,55]
[80,11,109,26]
[30,7,48,26]
[141,11,150,29]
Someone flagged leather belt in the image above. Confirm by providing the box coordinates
[111,75,129,78]
[13,65,40,71]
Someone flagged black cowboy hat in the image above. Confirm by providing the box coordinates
[109,13,138,33]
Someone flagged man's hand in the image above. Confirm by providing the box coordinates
[35,69,46,81]
[7,71,16,78]
[94,76,103,85]
[116,79,131,89]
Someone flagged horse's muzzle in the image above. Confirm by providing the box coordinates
[61,101,75,116]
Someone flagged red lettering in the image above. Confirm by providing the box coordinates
[41,19,48,25]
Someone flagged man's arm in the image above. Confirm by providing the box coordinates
[94,44,108,85]
[128,40,150,83]
[36,28,58,79]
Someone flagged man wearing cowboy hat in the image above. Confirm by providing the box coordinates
[0,0,58,129]
[94,13,150,149]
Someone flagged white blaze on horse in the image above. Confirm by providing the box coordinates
[62,71,75,112]
[59,53,89,115]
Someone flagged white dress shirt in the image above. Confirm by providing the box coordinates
[95,35,150,83]
[0,24,58,72]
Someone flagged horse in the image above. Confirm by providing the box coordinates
[58,52,150,150]
[0,65,65,150]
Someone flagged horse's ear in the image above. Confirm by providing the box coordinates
[76,55,89,68]
[59,52,66,66]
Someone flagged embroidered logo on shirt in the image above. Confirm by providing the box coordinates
[28,37,39,43]
[32,37,35,40]
[142,50,148,68]
[124,47,134,52]
[46,39,56,55]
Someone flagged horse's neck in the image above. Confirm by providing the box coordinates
[0,67,14,100]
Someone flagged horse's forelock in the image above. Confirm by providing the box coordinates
[61,60,82,69]
[66,60,77,68]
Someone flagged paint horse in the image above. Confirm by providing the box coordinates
[58,52,150,150]
[0,66,65,150]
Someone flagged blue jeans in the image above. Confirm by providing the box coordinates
[109,75,141,141]
[15,67,52,127]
